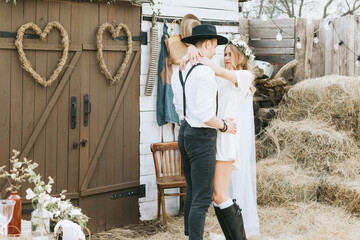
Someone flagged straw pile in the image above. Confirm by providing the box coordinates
[256,74,360,219]
[319,176,360,215]
[93,202,360,240]
[256,159,318,205]
[256,119,358,170]
[278,75,360,138]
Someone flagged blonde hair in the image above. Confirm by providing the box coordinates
[226,44,256,95]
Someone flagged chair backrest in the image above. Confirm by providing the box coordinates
[150,142,182,178]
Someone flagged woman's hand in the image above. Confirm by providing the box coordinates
[179,45,203,71]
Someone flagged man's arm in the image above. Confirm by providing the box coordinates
[205,117,237,134]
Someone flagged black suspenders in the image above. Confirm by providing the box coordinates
[178,64,218,118]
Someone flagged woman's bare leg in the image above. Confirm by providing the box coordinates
[213,160,234,205]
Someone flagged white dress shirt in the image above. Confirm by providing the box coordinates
[172,62,218,128]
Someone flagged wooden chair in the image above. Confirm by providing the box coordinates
[150,141,186,226]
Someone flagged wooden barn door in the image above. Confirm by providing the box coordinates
[0,0,141,233]
[76,3,141,233]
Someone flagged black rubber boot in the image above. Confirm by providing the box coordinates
[220,200,247,240]
[214,205,232,240]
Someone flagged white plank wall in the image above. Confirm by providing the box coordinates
[139,0,239,220]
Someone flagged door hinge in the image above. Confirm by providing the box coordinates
[110,184,145,200]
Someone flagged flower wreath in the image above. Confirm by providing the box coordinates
[228,38,255,62]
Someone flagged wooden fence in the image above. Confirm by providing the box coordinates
[240,15,360,83]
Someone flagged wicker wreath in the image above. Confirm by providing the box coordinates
[97,22,133,85]
[15,21,69,87]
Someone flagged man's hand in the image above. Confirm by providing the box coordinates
[224,118,236,134]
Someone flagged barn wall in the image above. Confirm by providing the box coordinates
[139,0,240,220]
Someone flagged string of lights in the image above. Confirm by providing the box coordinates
[260,11,360,67]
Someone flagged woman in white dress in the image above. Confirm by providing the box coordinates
[181,38,259,239]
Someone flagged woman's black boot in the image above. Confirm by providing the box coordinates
[220,200,247,240]
[214,205,232,240]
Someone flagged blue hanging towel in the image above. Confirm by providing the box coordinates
[156,24,179,126]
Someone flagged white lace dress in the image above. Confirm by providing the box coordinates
[216,70,260,237]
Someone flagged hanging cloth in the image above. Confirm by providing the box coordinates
[156,24,179,126]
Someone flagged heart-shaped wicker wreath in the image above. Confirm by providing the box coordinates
[97,22,133,85]
[15,21,69,87]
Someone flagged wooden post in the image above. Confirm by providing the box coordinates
[346,15,355,76]
[311,19,321,78]
[294,18,307,83]
[239,16,249,43]
[355,16,360,77]
[305,20,315,79]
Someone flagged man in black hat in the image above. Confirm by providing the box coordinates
[172,24,237,240]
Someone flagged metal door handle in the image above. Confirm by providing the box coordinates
[84,94,91,127]
[71,96,77,129]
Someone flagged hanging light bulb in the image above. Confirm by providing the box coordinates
[296,37,302,49]
[334,40,343,51]
[276,30,283,41]
[324,20,331,31]
[356,56,360,68]
[313,32,319,44]
[261,13,268,21]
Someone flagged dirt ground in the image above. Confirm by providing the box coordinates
[92,201,360,240]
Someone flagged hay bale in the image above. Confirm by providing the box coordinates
[319,176,360,215]
[252,202,360,240]
[331,157,360,179]
[257,159,319,206]
[278,75,360,138]
[256,119,358,170]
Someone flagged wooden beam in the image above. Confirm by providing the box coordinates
[82,44,141,52]
[80,181,140,197]
[80,51,140,192]
[0,42,140,52]
[254,48,294,55]
[249,39,294,48]
[0,51,82,193]
[0,42,82,51]
[255,55,295,64]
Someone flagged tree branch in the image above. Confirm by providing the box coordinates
[323,0,334,18]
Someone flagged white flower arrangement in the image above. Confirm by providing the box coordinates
[0,149,38,192]
[0,149,89,233]
[228,37,255,62]
[25,167,89,232]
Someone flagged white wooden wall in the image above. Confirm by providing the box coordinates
[139,0,240,220]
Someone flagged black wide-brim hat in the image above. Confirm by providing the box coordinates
[181,24,228,45]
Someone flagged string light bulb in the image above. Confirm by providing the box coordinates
[296,37,302,49]
[313,32,319,44]
[356,56,360,67]
[324,20,331,31]
[334,40,344,51]
[276,30,283,41]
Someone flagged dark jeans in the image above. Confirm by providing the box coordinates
[178,121,217,240]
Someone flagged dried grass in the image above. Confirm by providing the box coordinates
[93,202,360,240]
[256,159,319,205]
[252,202,360,240]
[256,119,358,170]
[278,75,360,138]
[319,176,360,215]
